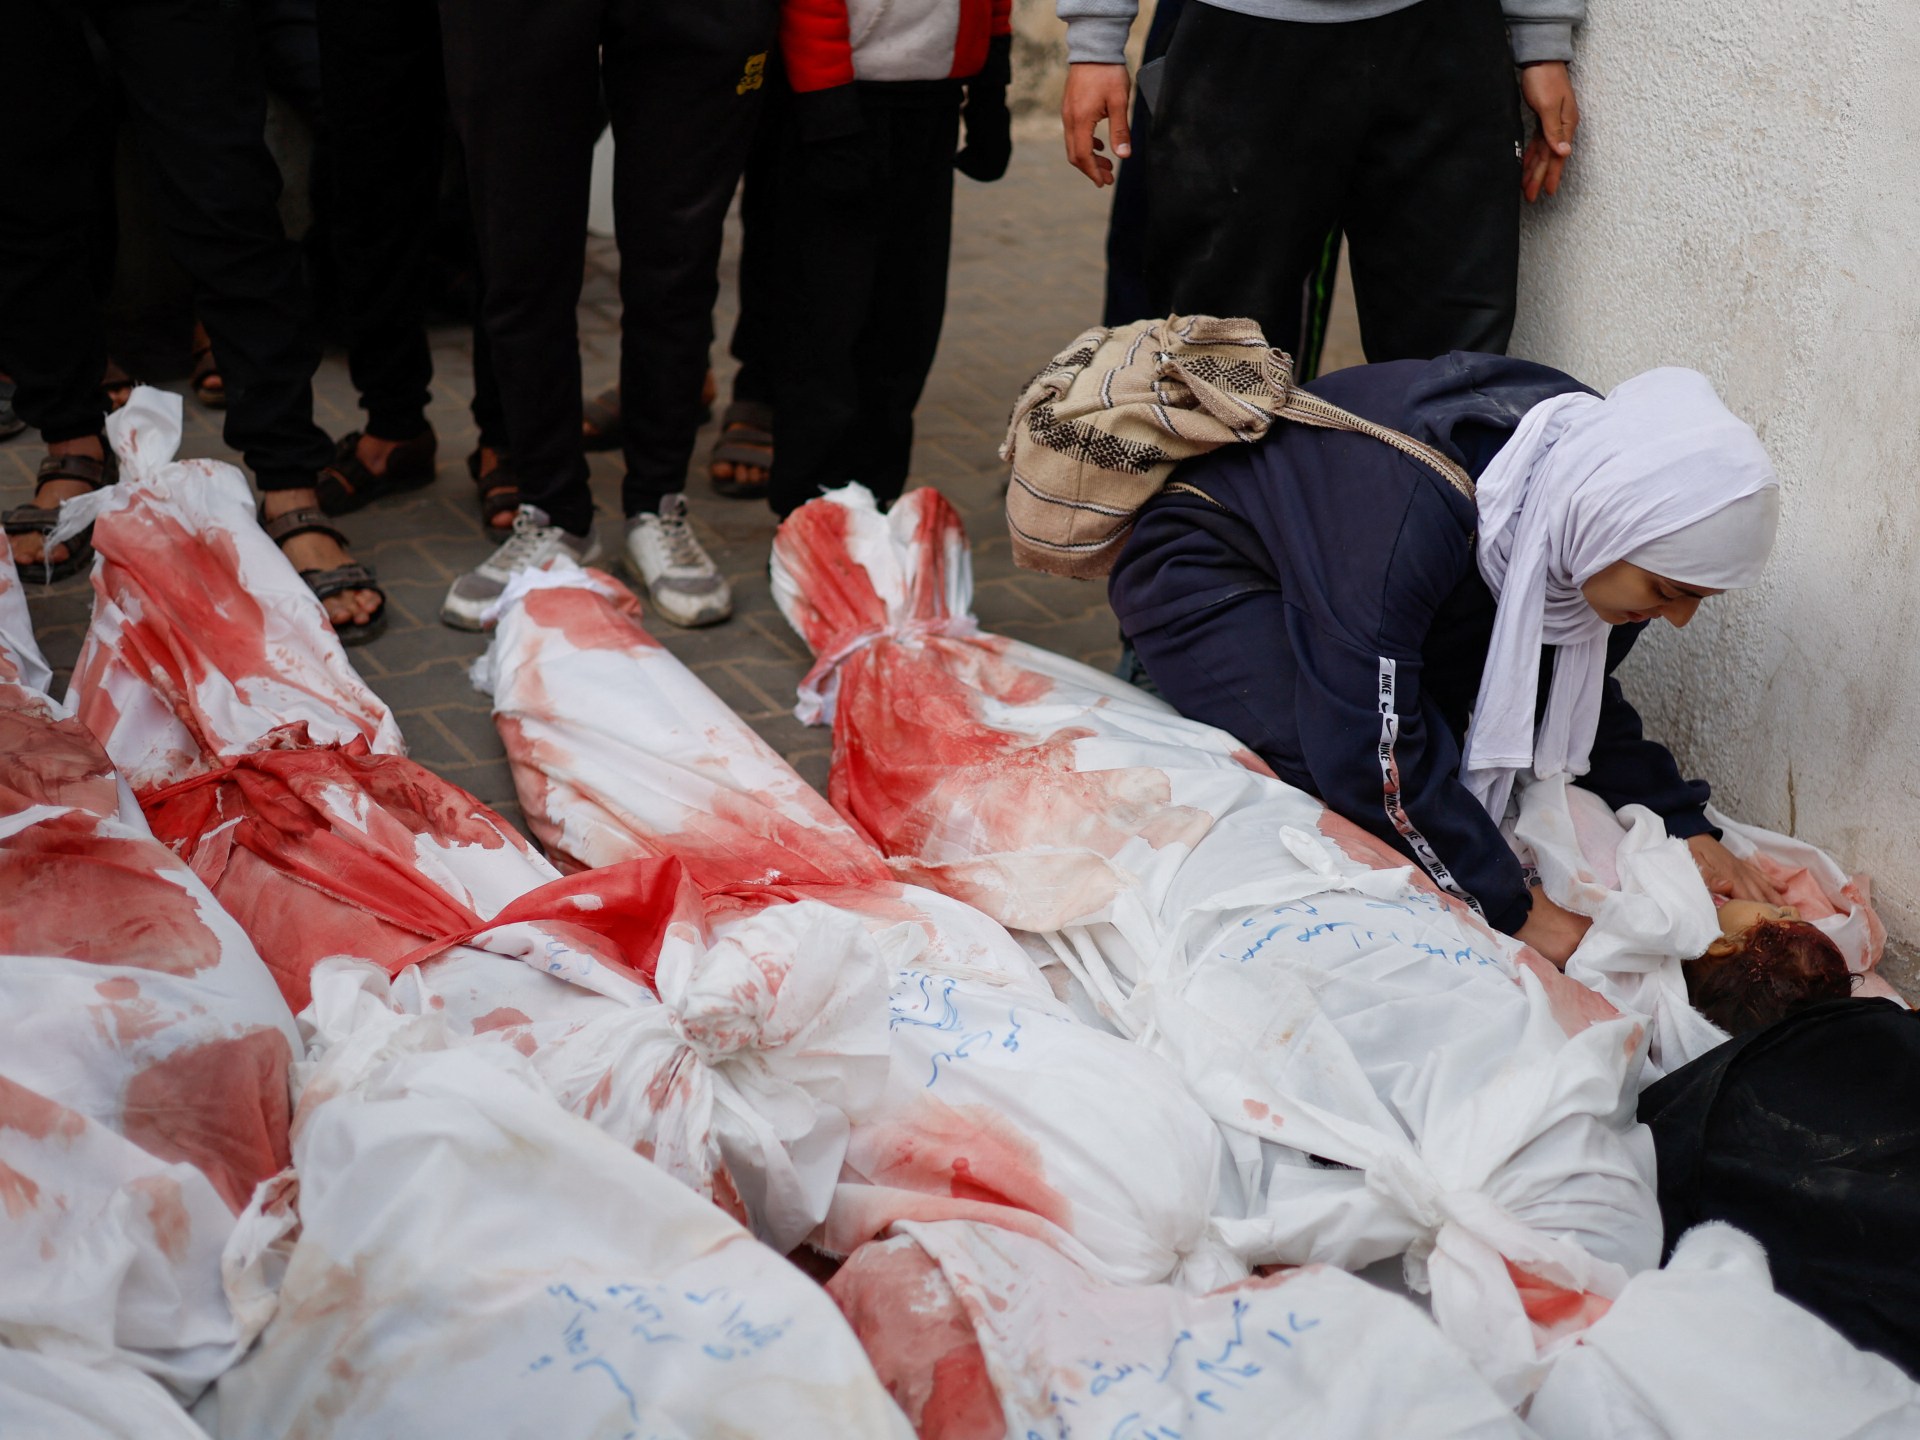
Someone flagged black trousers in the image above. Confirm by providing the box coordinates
[316,0,439,440]
[440,0,777,533]
[768,83,959,519]
[726,66,784,410]
[1149,0,1522,363]
[0,0,332,487]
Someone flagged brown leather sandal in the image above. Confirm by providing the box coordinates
[4,449,118,582]
[467,447,520,533]
[258,504,387,646]
[315,430,439,516]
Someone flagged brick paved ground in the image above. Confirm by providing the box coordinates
[1,129,1360,838]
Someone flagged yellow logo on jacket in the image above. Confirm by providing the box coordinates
[737,53,767,95]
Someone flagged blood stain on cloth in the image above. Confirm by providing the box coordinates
[852,1096,1074,1234]
[121,1028,293,1213]
[0,1160,42,1218]
[0,1072,89,1144]
[0,817,223,975]
[827,1238,1003,1440]
[0,702,120,816]
[1503,1258,1613,1345]
[521,583,654,653]
[130,1172,192,1261]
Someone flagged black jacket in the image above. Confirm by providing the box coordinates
[1109,352,1714,936]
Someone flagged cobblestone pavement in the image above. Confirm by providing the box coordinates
[3,131,1362,840]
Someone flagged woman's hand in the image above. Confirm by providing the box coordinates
[1515,886,1592,968]
[1687,833,1786,904]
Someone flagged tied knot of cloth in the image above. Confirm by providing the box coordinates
[794,615,980,726]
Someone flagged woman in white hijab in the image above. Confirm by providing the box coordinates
[1110,355,1782,966]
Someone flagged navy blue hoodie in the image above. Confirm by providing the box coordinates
[1109,351,1715,936]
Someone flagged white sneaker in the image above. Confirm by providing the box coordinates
[440,504,602,631]
[623,494,731,628]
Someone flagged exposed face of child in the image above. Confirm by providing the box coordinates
[1716,898,1801,939]
[1580,561,1723,627]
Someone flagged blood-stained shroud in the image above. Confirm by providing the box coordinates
[480,564,1233,1288]
[209,1015,913,1438]
[771,485,1664,1403]
[829,1219,1527,1440]
[55,399,897,1255]
[0,537,299,1402]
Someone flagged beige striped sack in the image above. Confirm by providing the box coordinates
[1000,314,1472,579]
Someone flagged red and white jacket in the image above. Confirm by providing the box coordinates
[782,0,1012,93]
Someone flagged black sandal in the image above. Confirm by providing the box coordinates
[708,400,774,500]
[258,504,388,646]
[315,430,439,516]
[4,449,117,582]
[467,447,521,533]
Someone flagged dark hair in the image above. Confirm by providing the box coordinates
[1685,919,1855,1035]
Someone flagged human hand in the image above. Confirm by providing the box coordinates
[957,34,1013,182]
[1687,833,1787,905]
[1514,886,1593,968]
[1061,62,1132,187]
[1519,61,1579,202]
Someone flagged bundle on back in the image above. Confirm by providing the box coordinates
[1001,315,1470,577]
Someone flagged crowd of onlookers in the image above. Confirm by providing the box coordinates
[0,0,1580,647]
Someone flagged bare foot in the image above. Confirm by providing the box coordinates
[475,446,515,531]
[261,487,381,629]
[10,436,104,569]
[710,455,770,489]
[355,433,404,475]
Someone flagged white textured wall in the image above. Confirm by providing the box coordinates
[1512,1,1920,961]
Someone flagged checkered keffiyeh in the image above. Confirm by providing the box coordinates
[1001,314,1472,579]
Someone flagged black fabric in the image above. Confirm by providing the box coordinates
[1148,0,1522,362]
[1110,353,1716,936]
[727,64,785,410]
[440,0,777,531]
[1102,0,1185,328]
[0,0,333,487]
[767,81,960,519]
[317,0,441,440]
[1640,999,1920,1377]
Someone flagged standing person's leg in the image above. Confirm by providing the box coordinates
[439,0,599,537]
[0,1,114,577]
[602,0,775,625]
[313,0,444,514]
[1342,0,1520,359]
[841,87,960,508]
[1146,3,1356,358]
[765,113,884,520]
[1102,0,1185,328]
[437,0,605,629]
[89,0,385,638]
[707,65,784,499]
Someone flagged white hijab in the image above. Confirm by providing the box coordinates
[1463,368,1779,821]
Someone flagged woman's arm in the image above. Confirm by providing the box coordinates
[1288,613,1539,939]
